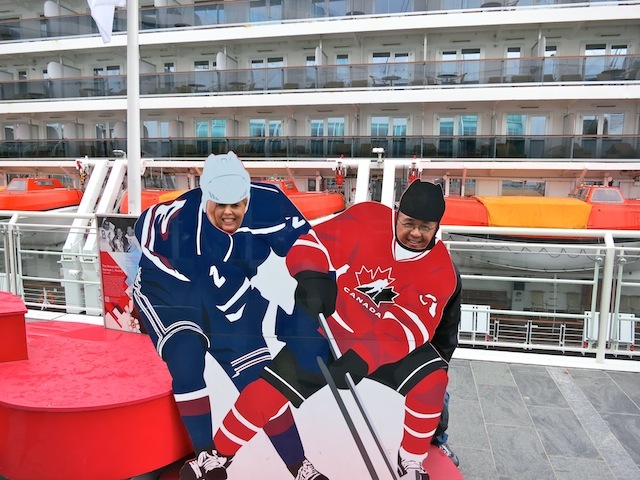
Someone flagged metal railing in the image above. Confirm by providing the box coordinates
[442,225,640,361]
[0,210,101,315]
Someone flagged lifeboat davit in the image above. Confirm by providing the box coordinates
[0,178,83,211]
[441,185,640,273]
[120,180,345,221]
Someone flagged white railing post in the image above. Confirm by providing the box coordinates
[596,233,616,363]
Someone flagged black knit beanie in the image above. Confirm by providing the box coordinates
[398,181,445,222]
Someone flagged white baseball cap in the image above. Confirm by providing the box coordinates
[200,151,251,204]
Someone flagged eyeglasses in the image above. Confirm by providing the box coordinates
[398,221,436,233]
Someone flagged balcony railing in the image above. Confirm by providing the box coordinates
[0,0,624,43]
[0,135,638,161]
[2,54,639,102]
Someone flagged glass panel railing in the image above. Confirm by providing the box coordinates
[2,54,638,102]
[0,0,627,43]
[1,135,638,160]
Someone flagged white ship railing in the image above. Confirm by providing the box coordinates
[2,211,639,362]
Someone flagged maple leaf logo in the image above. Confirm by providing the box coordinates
[355,266,398,305]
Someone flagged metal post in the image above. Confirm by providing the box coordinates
[596,233,615,363]
[126,0,142,215]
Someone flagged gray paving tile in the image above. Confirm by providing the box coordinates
[447,357,640,480]
[548,367,640,480]
[510,363,570,408]
[455,446,497,480]
[568,368,639,415]
[549,456,615,480]
[608,371,640,408]
[471,360,516,386]
[528,405,600,458]
[448,398,490,450]
[448,359,479,402]
[487,424,556,480]
[478,384,532,427]
[601,412,640,466]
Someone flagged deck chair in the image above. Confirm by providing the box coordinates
[369,75,388,87]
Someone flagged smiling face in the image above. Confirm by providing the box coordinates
[395,211,438,251]
[206,199,248,233]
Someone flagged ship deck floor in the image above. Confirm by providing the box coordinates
[448,349,640,480]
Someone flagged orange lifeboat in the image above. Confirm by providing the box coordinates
[120,180,345,221]
[441,185,640,273]
[263,179,346,220]
[119,189,188,214]
[441,185,640,231]
[0,178,83,211]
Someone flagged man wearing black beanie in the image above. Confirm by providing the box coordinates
[396,181,460,469]
[396,180,447,251]
[212,180,462,480]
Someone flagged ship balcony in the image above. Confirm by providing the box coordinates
[1,54,639,103]
[0,0,632,43]
[0,135,638,162]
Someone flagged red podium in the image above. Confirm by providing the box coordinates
[0,291,28,362]
[0,321,192,480]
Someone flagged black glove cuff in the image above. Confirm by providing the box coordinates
[293,270,331,283]
[329,349,369,389]
[293,270,337,318]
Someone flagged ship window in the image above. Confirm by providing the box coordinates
[336,54,349,83]
[502,180,545,197]
[375,0,410,13]
[250,0,283,22]
[372,52,410,82]
[591,188,623,204]
[544,46,557,79]
[251,57,284,89]
[143,121,169,138]
[505,47,521,78]
[7,179,27,191]
[448,178,476,197]
[310,117,345,156]
[194,119,227,138]
[3,125,14,141]
[438,114,478,157]
[584,43,628,81]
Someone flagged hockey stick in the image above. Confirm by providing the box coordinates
[316,356,380,480]
[318,313,399,480]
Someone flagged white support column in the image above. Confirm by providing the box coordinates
[126,0,142,215]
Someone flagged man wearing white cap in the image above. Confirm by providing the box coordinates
[132,152,330,480]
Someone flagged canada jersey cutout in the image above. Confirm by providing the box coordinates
[287,201,459,366]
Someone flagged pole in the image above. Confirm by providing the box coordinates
[126,0,141,215]
[318,314,399,480]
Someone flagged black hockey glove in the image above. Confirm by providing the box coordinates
[329,349,369,390]
[293,270,337,319]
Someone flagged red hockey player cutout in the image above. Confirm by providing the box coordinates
[209,181,462,480]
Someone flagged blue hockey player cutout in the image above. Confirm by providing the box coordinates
[132,151,330,480]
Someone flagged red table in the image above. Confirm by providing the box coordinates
[0,321,192,480]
